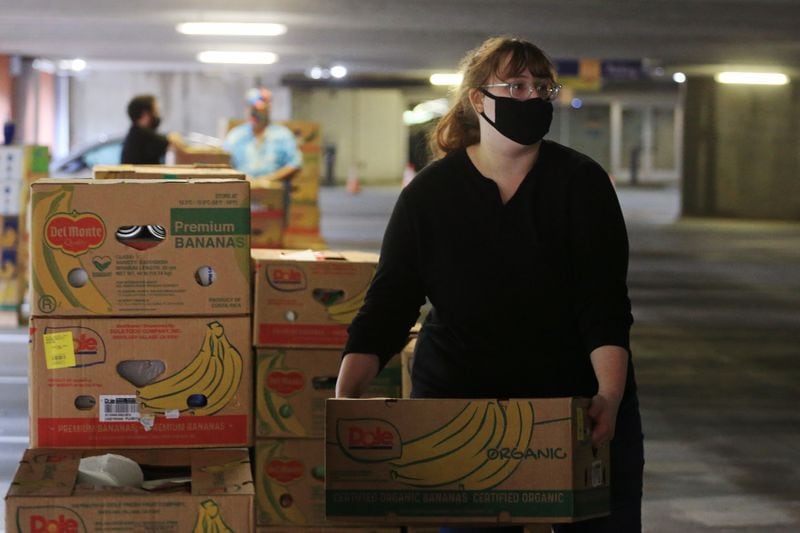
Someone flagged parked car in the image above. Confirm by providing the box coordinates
[50,132,223,177]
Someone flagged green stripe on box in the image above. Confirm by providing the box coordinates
[326,488,608,519]
[170,208,250,235]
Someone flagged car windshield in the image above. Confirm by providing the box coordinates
[84,142,123,168]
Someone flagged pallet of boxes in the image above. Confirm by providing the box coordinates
[0,144,49,325]
[5,164,256,532]
[251,248,402,533]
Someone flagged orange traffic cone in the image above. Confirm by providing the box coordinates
[346,165,362,195]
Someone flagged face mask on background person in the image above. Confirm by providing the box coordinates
[250,107,270,126]
[149,115,161,130]
[479,90,553,145]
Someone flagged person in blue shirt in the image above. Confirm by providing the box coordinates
[224,88,302,223]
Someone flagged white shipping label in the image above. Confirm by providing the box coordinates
[99,395,140,422]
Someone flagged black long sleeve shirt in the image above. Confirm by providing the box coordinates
[121,125,169,164]
[344,141,634,399]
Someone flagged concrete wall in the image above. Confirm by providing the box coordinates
[292,88,408,184]
[683,76,800,220]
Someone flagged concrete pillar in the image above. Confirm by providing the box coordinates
[682,75,800,220]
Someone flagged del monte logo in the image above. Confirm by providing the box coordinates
[45,211,105,256]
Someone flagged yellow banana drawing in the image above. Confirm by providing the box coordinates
[256,354,306,436]
[256,441,307,525]
[388,400,535,489]
[390,401,503,487]
[137,322,242,415]
[193,499,234,533]
[324,283,370,324]
[391,401,484,467]
[31,187,112,314]
[457,400,535,490]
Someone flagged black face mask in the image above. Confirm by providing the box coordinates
[150,116,161,130]
[479,89,553,145]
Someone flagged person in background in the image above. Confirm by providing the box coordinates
[223,88,302,223]
[335,36,644,533]
[120,94,182,164]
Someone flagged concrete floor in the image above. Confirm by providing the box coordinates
[2,183,799,531]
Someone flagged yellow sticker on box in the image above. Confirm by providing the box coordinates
[44,331,76,369]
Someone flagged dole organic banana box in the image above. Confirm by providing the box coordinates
[30,178,250,317]
[326,398,610,524]
[92,164,244,180]
[28,316,252,448]
[257,528,400,532]
[256,349,401,438]
[5,448,253,533]
[252,249,378,348]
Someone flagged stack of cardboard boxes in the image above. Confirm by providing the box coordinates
[281,121,326,250]
[0,145,49,323]
[6,167,256,531]
[250,248,401,533]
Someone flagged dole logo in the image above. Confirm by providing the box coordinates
[337,418,401,462]
[44,326,106,367]
[17,506,86,533]
[266,265,306,291]
[44,211,105,256]
[266,459,304,484]
[266,370,305,396]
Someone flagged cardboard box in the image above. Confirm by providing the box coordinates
[251,186,286,249]
[256,349,401,438]
[255,438,327,526]
[30,178,250,317]
[408,527,550,533]
[29,316,252,448]
[287,201,321,232]
[325,398,609,525]
[252,249,378,348]
[0,215,19,311]
[172,146,232,166]
[281,231,327,251]
[5,447,253,533]
[93,164,244,180]
[256,526,398,533]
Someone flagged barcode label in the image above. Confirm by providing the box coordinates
[99,395,139,422]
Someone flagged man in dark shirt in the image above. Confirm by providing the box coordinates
[121,94,180,164]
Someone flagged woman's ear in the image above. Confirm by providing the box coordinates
[468,88,484,115]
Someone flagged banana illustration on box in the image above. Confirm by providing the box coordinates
[137,321,243,416]
[389,400,535,490]
[256,441,308,525]
[193,499,235,533]
[324,284,369,324]
[256,352,306,436]
[31,188,112,314]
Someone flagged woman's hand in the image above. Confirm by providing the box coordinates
[588,392,621,448]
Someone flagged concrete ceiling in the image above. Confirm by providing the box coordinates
[2,0,799,80]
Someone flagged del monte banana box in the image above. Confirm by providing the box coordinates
[325,398,609,524]
[252,249,378,348]
[5,447,253,533]
[255,438,329,526]
[30,178,250,317]
[29,316,252,448]
[256,349,401,438]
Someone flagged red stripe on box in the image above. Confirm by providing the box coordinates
[36,415,248,447]
[258,323,347,347]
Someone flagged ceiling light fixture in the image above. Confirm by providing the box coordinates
[714,71,788,85]
[197,51,278,65]
[429,72,463,86]
[177,22,287,36]
[329,65,348,79]
[672,72,686,83]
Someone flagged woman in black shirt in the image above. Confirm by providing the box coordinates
[336,36,644,533]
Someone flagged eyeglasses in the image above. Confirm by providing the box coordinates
[480,80,562,102]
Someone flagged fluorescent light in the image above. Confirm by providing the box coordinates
[430,72,463,86]
[177,22,287,36]
[330,65,348,79]
[58,58,86,72]
[197,51,278,65]
[714,71,788,85]
[672,72,686,83]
